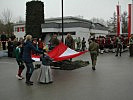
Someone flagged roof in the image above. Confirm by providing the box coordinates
[45,16,92,23]
[42,22,92,29]
[13,16,108,31]
[14,21,25,26]
[42,22,108,31]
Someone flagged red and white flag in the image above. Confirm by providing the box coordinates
[48,43,87,61]
[116,4,122,36]
[32,55,41,61]
[128,4,133,38]
[32,43,87,61]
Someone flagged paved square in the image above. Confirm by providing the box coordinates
[0,52,133,100]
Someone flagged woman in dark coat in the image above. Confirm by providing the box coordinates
[22,35,43,85]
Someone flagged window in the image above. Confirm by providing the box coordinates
[15,27,18,32]
[20,27,23,32]
[22,27,24,32]
[17,27,20,32]
[19,27,25,32]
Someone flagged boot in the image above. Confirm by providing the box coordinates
[92,66,96,71]
[25,73,33,85]
[28,73,33,83]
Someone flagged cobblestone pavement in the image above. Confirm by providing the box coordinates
[0,52,133,100]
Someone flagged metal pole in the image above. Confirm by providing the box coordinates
[61,0,64,43]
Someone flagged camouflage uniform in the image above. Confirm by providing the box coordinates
[89,41,99,70]
[115,37,122,56]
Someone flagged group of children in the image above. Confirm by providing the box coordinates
[15,41,53,84]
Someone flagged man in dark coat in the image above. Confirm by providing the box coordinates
[1,32,7,50]
[7,38,13,57]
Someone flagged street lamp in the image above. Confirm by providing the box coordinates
[61,0,64,42]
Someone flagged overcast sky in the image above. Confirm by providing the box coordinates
[0,0,132,22]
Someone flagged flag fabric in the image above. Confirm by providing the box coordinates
[128,4,133,38]
[32,55,41,62]
[116,5,122,36]
[48,42,87,61]
[32,43,87,62]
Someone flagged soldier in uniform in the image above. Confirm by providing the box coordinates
[89,37,99,70]
[65,33,74,61]
[76,37,81,51]
[65,33,74,49]
[129,35,133,57]
[115,36,123,56]
[49,34,60,50]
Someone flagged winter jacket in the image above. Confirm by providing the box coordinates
[22,40,43,63]
[15,47,22,62]
[40,54,53,66]
[89,41,99,55]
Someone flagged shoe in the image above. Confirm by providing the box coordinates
[25,81,33,85]
[49,81,53,84]
[20,76,25,79]
[16,75,23,80]
[92,67,96,71]
[115,55,118,56]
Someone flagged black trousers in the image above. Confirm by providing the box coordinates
[129,44,133,57]
[116,44,122,56]
[2,42,6,50]
[25,62,34,82]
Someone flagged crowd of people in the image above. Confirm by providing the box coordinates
[91,35,129,54]
[1,32,133,85]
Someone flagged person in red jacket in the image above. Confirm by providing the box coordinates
[38,38,43,51]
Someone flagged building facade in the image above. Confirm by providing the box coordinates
[14,21,25,39]
[42,16,108,47]
[14,16,108,47]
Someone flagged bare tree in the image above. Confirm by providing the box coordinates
[121,11,128,33]
[0,19,5,33]
[0,8,13,36]
[1,8,13,24]
[107,12,117,33]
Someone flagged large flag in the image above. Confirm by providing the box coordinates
[32,43,87,61]
[116,4,122,36]
[48,43,87,61]
[128,4,133,38]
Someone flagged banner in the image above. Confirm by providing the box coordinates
[116,5,122,36]
[128,4,133,38]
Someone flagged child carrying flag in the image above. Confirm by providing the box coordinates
[38,49,53,84]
